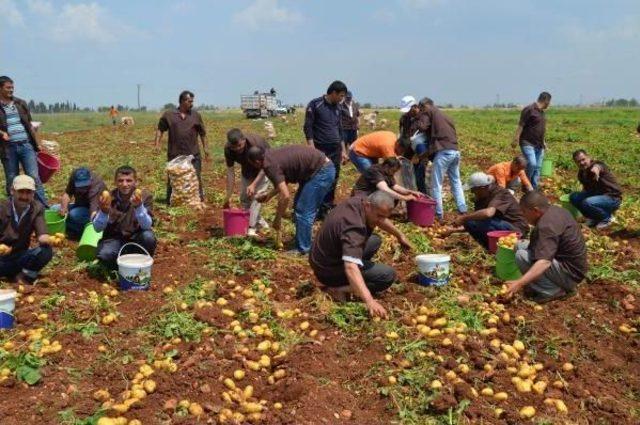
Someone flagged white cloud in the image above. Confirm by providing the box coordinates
[51,3,117,43]
[0,0,25,26]
[233,0,303,30]
[27,0,53,15]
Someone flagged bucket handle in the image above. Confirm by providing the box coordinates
[117,242,151,259]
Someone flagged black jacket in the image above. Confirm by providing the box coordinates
[0,97,39,159]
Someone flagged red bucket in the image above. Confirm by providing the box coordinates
[407,196,437,227]
[37,151,60,184]
[487,230,522,254]
[223,208,250,236]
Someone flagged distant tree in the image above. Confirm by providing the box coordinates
[362,102,372,109]
[163,103,177,110]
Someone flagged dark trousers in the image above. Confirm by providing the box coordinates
[313,143,341,210]
[0,246,53,278]
[464,218,516,250]
[414,162,427,194]
[342,129,358,147]
[166,154,204,203]
[96,230,157,270]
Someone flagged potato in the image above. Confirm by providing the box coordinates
[519,406,536,419]
[188,402,203,417]
[430,379,442,389]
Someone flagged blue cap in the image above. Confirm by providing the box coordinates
[73,167,91,188]
[346,91,353,98]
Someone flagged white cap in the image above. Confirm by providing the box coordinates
[465,172,494,190]
[399,95,417,113]
[12,175,36,191]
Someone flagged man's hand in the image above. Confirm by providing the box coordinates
[341,148,348,165]
[403,194,418,202]
[0,131,9,142]
[131,188,143,207]
[38,234,50,246]
[453,215,466,227]
[0,244,12,256]
[592,164,601,181]
[59,205,68,216]
[99,191,112,213]
[410,191,423,198]
[246,183,257,198]
[398,234,414,251]
[366,299,388,319]
[504,279,525,299]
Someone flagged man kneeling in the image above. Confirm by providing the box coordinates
[93,166,156,269]
[504,191,587,304]
[309,191,413,318]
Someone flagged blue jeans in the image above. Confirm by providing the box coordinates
[2,142,48,206]
[51,204,90,240]
[96,230,157,270]
[293,163,336,253]
[431,150,467,217]
[348,149,375,173]
[0,246,53,279]
[414,162,427,194]
[464,218,516,250]
[569,191,620,222]
[521,145,544,189]
[313,144,341,208]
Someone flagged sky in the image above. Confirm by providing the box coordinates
[1,0,639,109]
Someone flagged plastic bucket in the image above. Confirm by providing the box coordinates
[495,246,522,281]
[487,230,522,255]
[76,223,103,262]
[44,209,66,235]
[407,196,437,227]
[223,208,250,236]
[117,243,153,291]
[416,254,451,286]
[559,194,581,219]
[540,159,554,177]
[0,289,17,329]
[37,151,61,183]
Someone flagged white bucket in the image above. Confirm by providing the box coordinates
[416,254,451,286]
[117,243,153,291]
[0,289,17,328]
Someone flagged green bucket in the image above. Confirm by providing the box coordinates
[76,223,103,262]
[559,194,581,219]
[44,209,66,235]
[495,246,522,281]
[540,159,554,177]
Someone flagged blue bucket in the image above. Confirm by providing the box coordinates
[0,289,17,329]
[416,254,451,286]
[116,243,153,291]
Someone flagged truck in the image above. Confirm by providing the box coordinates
[241,92,278,118]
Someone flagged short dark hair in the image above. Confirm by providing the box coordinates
[396,137,411,151]
[115,165,137,179]
[572,149,588,160]
[247,146,266,162]
[0,76,13,88]
[227,128,245,145]
[326,80,347,95]
[514,155,527,167]
[520,190,549,210]
[179,90,194,103]
[538,92,552,102]
[381,157,401,170]
[418,97,434,107]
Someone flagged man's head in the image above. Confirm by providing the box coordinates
[11,175,35,208]
[325,80,348,105]
[226,128,247,153]
[519,190,550,225]
[512,155,527,172]
[178,90,195,111]
[572,149,592,170]
[395,137,411,156]
[418,97,434,109]
[363,191,395,228]
[380,157,401,176]
[73,167,92,190]
[0,76,14,100]
[537,92,552,110]
[345,91,353,103]
[247,146,266,169]
[399,95,417,114]
[466,172,495,201]
[114,165,137,195]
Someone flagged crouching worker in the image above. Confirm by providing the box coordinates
[352,157,422,201]
[0,175,53,284]
[93,166,156,269]
[453,172,529,250]
[487,156,533,194]
[504,191,587,304]
[309,191,413,318]
[56,167,107,239]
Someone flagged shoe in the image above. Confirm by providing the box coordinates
[247,228,258,237]
[584,218,597,227]
[595,216,615,230]
[257,218,270,230]
[526,288,576,304]
[285,249,305,257]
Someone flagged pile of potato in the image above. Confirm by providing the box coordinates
[166,156,203,209]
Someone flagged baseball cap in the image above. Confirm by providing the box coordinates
[346,91,353,99]
[73,167,92,188]
[399,95,417,113]
[12,175,36,191]
[464,172,495,190]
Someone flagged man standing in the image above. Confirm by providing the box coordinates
[398,95,427,194]
[487,156,534,194]
[58,167,107,240]
[223,128,270,236]
[155,90,209,203]
[0,76,48,207]
[569,149,622,229]
[505,191,587,304]
[109,106,119,126]
[340,91,360,148]
[512,92,551,189]
[310,191,413,318]
[0,175,53,285]
[304,80,348,215]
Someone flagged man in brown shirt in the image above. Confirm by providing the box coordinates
[154,90,209,203]
[504,191,587,304]
[247,145,335,255]
[340,91,360,148]
[0,175,53,284]
[223,129,270,236]
[453,172,528,250]
[569,149,622,229]
[398,95,427,193]
[352,158,420,201]
[310,191,413,318]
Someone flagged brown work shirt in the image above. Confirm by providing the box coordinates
[0,199,47,253]
[518,103,546,148]
[352,164,395,197]
[263,145,327,185]
[64,170,107,215]
[340,101,360,130]
[417,107,458,158]
[473,186,529,235]
[578,161,622,200]
[103,189,154,240]
[530,206,587,282]
[310,196,373,285]
[224,133,270,180]
[158,109,206,159]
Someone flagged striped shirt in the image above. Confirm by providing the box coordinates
[1,102,29,143]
